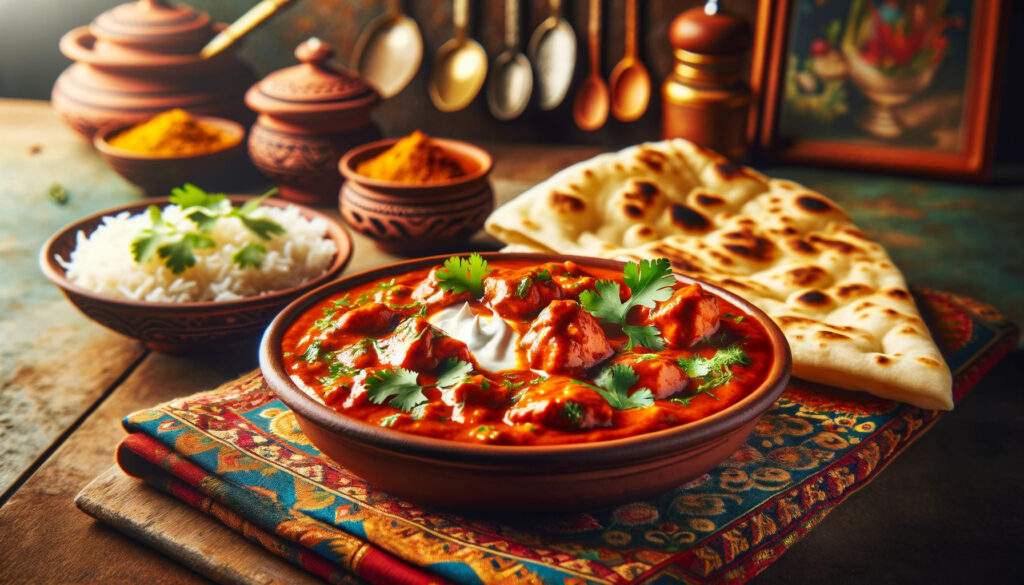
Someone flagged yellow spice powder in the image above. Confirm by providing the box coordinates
[108,109,234,156]
[356,130,466,183]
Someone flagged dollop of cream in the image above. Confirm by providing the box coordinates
[428,303,520,372]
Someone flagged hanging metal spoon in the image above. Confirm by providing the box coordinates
[528,0,576,111]
[609,0,650,121]
[487,0,533,120]
[573,0,609,131]
[429,0,488,112]
[351,0,423,98]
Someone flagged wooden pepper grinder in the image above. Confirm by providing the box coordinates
[662,0,752,158]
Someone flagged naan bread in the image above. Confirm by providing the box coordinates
[485,139,953,410]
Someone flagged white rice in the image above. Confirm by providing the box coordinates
[60,201,337,302]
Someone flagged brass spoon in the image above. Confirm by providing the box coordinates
[527,0,576,111]
[609,0,650,121]
[487,0,533,120]
[573,0,609,131]
[351,0,423,99]
[429,0,488,112]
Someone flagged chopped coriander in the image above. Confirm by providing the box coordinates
[515,277,532,299]
[510,388,528,404]
[301,341,322,363]
[723,313,745,323]
[436,253,492,298]
[232,242,267,269]
[562,401,583,426]
[314,307,338,331]
[573,364,655,410]
[131,184,285,274]
[436,358,473,389]
[676,343,750,397]
[633,353,659,361]
[318,361,359,385]
[380,414,401,427]
[331,295,352,308]
[502,379,525,391]
[579,258,674,350]
[534,269,552,282]
[365,368,427,416]
[48,183,68,205]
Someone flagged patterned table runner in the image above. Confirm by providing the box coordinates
[113,289,1017,585]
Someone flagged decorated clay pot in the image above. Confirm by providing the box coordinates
[52,0,255,140]
[245,38,381,205]
[338,138,494,254]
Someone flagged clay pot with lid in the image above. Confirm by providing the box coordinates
[52,0,256,140]
[245,38,381,205]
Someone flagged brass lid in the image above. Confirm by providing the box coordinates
[245,38,379,117]
[91,0,213,53]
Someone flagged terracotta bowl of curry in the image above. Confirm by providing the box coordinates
[259,252,791,511]
[41,196,352,353]
[94,115,247,196]
[338,137,493,255]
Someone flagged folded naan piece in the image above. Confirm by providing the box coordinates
[486,139,952,410]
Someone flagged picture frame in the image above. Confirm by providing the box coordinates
[753,0,1007,180]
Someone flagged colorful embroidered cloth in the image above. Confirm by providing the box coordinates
[116,289,1017,585]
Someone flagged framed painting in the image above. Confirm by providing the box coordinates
[755,0,1007,179]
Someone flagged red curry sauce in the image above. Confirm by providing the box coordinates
[281,259,772,445]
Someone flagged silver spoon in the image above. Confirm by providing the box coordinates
[487,0,533,120]
[351,0,423,99]
[528,0,576,111]
[429,0,488,112]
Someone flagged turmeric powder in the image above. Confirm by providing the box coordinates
[108,109,236,156]
[356,131,465,183]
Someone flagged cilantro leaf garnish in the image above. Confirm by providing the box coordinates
[515,277,532,299]
[301,340,322,363]
[676,343,751,399]
[380,413,401,427]
[436,253,492,298]
[436,358,473,389]
[157,232,215,274]
[131,185,286,274]
[318,361,359,385]
[561,401,583,426]
[237,215,286,240]
[233,242,267,269]
[170,183,226,209]
[365,368,427,416]
[579,258,675,350]
[622,325,666,351]
[130,205,169,263]
[573,363,654,410]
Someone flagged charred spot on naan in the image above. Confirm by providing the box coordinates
[795,194,835,214]
[718,229,776,264]
[835,283,874,300]
[693,191,725,208]
[636,147,670,172]
[648,244,705,274]
[548,192,587,214]
[807,234,862,255]
[785,265,828,288]
[669,204,712,233]
[795,290,832,308]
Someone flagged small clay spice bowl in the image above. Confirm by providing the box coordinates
[94,115,246,196]
[338,137,493,255]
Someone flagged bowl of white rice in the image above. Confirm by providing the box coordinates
[40,194,352,352]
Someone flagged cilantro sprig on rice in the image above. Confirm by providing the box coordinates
[131,184,284,274]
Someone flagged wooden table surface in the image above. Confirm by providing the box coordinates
[1,99,1021,585]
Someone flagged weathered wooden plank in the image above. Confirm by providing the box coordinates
[0,100,147,497]
[78,467,327,585]
[0,349,256,585]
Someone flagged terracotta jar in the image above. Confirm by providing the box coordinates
[245,38,381,205]
[662,3,752,159]
[52,0,255,140]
